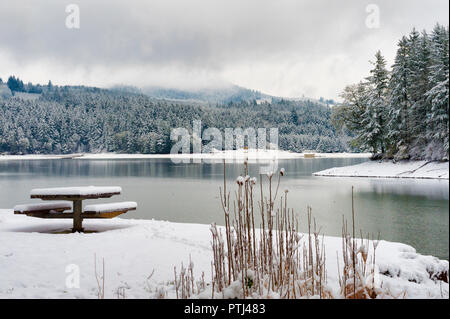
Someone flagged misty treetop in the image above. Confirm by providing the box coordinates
[0,83,351,155]
[333,24,449,161]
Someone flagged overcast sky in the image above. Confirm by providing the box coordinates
[0,0,448,100]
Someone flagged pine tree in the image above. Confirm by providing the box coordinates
[7,76,25,92]
[425,24,449,159]
[407,29,432,157]
[364,51,389,153]
[290,108,299,125]
[387,36,412,158]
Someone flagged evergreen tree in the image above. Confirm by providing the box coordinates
[364,51,389,153]
[290,108,299,125]
[7,76,25,92]
[407,30,432,157]
[387,36,412,158]
[426,24,449,159]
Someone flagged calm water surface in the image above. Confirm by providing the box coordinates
[0,158,448,260]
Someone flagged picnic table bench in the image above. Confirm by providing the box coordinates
[14,186,137,232]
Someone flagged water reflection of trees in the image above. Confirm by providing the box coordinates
[0,158,368,180]
[363,179,449,201]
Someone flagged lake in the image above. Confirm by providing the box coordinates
[0,157,448,260]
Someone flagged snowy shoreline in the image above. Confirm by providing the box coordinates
[314,160,449,180]
[0,209,447,299]
[0,151,372,161]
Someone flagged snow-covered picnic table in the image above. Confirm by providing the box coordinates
[30,186,122,199]
[14,186,137,232]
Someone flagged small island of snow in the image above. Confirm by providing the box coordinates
[313,160,449,180]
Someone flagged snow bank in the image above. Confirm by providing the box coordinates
[30,186,122,196]
[313,160,449,180]
[0,209,447,299]
[0,155,65,161]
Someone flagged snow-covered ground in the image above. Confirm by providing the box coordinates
[0,154,67,161]
[0,209,447,299]
[314,160,449,180]
[0,151,372,161]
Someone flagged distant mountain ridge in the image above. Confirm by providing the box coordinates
[111,84,336,106]
[111,84,273,104]
[2,75,335,105]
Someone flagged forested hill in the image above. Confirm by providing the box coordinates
[0,84,352,155]
[140,85,269,104]
[112,84,334,106]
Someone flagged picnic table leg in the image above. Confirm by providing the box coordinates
[72,200,84,232]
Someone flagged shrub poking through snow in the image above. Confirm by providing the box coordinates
[338,217,380,298]
[94,254,105,299]
[173,255,204,299]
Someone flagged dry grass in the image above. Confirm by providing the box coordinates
[174,161,349,299]
[337,187,381,299]
[94,254,105,299]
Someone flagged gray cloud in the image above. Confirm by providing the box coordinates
[0,0,448,99]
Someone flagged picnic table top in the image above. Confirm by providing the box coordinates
[30,186,122,200]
